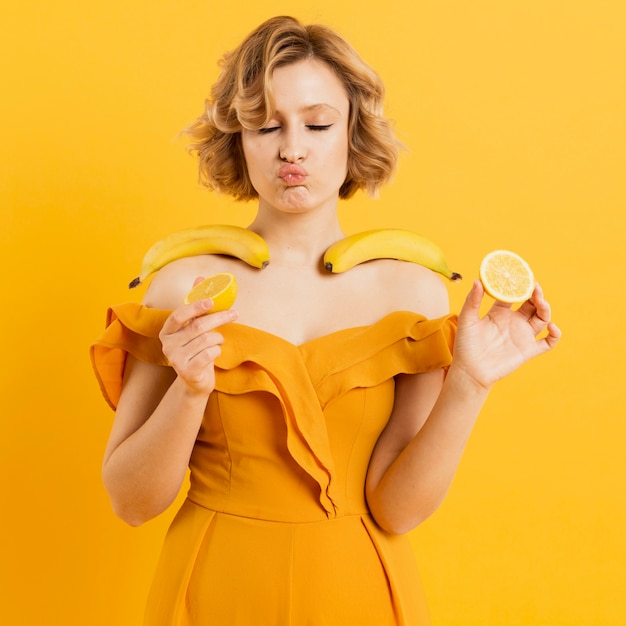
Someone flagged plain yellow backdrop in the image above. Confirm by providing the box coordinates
[1,1,625,624]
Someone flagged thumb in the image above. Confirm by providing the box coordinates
[459,279,484,322]
[192,276,205,287]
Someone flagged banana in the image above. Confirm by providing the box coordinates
[323,229,462,281]
[129,224,270,288]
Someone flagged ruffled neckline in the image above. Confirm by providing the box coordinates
[92,302,457,517]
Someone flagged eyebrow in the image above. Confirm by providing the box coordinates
[273,103,343,116]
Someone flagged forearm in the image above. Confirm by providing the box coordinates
[368,365,490,533]
[102,377,209,526]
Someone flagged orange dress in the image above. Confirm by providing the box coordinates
[91,303,457,625]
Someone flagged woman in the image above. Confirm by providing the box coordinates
[92,15,560,625]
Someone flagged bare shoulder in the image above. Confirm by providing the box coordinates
[142,255,228,309]
[372,259,451,319]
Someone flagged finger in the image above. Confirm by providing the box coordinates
[531,283,552,322]
[175,308,237,345]
[192,275,205,287]
[165,330,224,371]
[515,283,545,321]
[162,300,214,335]
[542,321,562,350]
[516,291,539,319]
[459,280,484,322]
[184,329,225,356]
[169,343,222,386]
[189,341,223,366]
[529,321,562,358]
[203,308,239,330]
[523,284,554,336]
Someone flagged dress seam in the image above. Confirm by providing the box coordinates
[288,523,295,625]
[215,393,233,506]
[182,499,371,525]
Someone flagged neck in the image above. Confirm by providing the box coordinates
[248,207,345,268]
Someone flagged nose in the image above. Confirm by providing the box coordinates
[279,127,307,162]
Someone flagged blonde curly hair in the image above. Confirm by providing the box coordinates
[185,15,401,200]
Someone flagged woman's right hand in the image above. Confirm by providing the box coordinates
[159,297,238,396]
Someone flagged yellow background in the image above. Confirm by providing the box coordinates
[1,1,624,624]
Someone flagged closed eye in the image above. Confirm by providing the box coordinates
[257,124,333,134]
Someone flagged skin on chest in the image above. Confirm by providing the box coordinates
[172,253,441,345]
[234,264,371,344]
[244,265,445,344]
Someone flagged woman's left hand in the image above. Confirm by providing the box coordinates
[451,280,561,390]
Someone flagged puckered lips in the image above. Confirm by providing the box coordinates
[278,164,308,186]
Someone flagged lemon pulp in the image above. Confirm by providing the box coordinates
[183,272,238,312]
[479,250,534,303]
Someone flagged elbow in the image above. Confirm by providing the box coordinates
[372,510,435,535]
[104,486,151,527]
[106,493,163,527]
[112,504,147,528]
[371,510,426,536]
[102,469,161,527]
[367,493,438,535]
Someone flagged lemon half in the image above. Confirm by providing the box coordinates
[479,250,535,303]
[183,272,238,312]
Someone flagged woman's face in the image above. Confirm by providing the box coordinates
[241,58,350,216]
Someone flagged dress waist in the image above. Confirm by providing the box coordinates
[186,487,370,523]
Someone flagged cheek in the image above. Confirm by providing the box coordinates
[241,140,265,180]
[241,132,266,161]
[332,134,350,174]
[241,136,255,167]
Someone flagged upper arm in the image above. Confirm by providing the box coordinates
[101,262,189,466]
[102,252,230,465]
[102,354,177,466]
[102,253,230,464]
[142,256,209,310]
[391,261,451,320]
